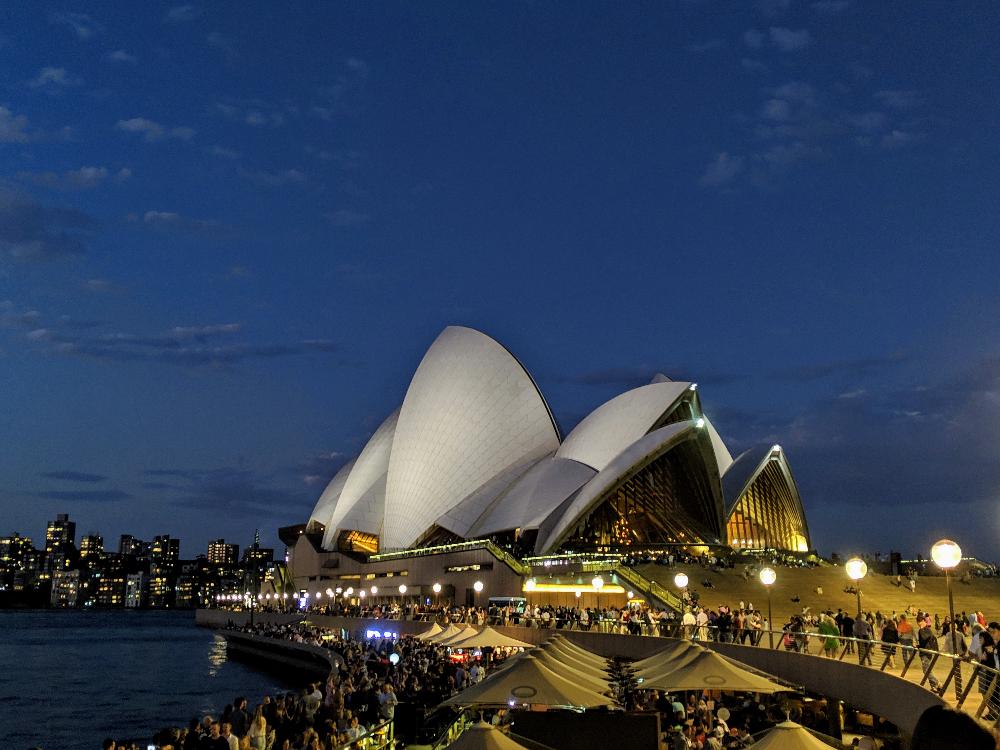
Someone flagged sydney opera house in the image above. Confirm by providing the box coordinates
[284,326,811,602]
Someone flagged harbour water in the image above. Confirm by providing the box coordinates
[0,610,295,750]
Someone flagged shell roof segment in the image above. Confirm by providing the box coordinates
[308,457,356,528]
[320,409,400,549]
[471,455,597,536]
[539,420,724,553]
[555,381,692,470]
[382,326,561,550]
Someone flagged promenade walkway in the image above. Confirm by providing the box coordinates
[199,608,1000,734]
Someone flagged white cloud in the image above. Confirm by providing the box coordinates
[83,278,114,293]
[141,210,222,233]
[761,99,792,121]
[874,89,922,109]
[769,27,813,51]
[116,117,163,140]
[758,141,825,167]
[207,145,240,159]
[238,168,306,187]
[771,81,815,103]
[699,152,745,187]
[23,166,108,189]
[838,388,867,400]
[165,5,201,22]
[50,11,101,40]
[116,118,195,142]
[28,67,79,89]
[811,0,849,12]
[756,0,791,15]
[880,129,922,149]
[0,106,30,143]
[107,50,137,64]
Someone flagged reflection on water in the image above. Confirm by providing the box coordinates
[209,634,228,675]
[0,610,294,750]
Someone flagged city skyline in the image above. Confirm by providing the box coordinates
[2,3,1000,557]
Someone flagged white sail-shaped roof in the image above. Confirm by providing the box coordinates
[555,381,691,471]
[704,416,733,475]
[471,455,597,536]
[435,454,545,539]
[309,457,356,527]
[321,409,399,549]
[382,326,561,550]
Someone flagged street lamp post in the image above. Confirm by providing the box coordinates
[473,580,484,616]
[432,582,442,610]
[673,572,689,602]
[591,576,604,629]
[932,539,963,698]
[759,567,776,648]
[845,557,868,617]
[674,572,690,638]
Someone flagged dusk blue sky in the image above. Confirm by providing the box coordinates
[2,2,999,560]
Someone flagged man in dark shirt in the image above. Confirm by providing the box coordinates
[229,697,249,738]
[917,616,942,694]
[198,722,229,750]
[841,613,855,654]
[978,623,1000,717]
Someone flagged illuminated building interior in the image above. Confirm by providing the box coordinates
[724,446,811,552]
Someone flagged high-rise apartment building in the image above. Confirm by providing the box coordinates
[118,534,148,557]
[207,539,239,566]
[80,534,104,561]
[50,568,81,607]
[45,514,76,554]
[149,535,180,607]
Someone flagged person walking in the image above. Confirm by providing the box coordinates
[977,623,1000,719]
[853,614,873,666]
[939,620,968,696]
[897,614,915,666]
[881,618,899,668]
[917,616,943,694]
[818,615,840,658]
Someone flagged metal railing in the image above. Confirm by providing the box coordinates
[370,541,530,576]
[675,625,1000,726]
[428,708,480,750]
[328,718,394,750]
[611,563,684,612]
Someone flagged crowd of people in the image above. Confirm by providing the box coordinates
[122,619,522,750]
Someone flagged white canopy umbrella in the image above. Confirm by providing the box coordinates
[415,622,445,640]
[632,640,702,673]
[445,722,532,750]
[638,649,793,694]
[536,640,612,675]
[447,626,534,649]
[429,624,474,644]
[545,635,610,667]
[442,654,613,708]
[530,648,612,694]
[750,721,839,750]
